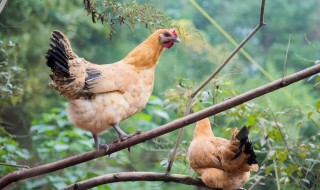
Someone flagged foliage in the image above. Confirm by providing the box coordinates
[83,0,171,37]
[0,40,23,107]
[164,75,320,189]
[0,0,320,189]
[0,128,30,177]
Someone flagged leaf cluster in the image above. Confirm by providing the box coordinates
[83,0,171,37]
[0,40,23,107]
[0,128,30,177]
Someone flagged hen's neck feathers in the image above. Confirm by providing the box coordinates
[194,118,215,138]
[122,30,166,69]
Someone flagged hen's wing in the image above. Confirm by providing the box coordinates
[83,63,138,95]
[46,30,137,99]
[188,137,225,174]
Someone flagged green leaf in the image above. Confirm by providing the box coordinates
[316,101,320,113]
[153,110,170,120]
[274,130,282,142]
[296,120,302,128]
[260,136,266,146]
[148,96,163,106]
[278,150,288,162]
[302,178,310,184]
[267,150,276,159]
[265,165,272,175]
[160,158,168,167]
[247,115,256,126]
[54,144,69,151]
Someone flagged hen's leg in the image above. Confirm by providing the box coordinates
[113,124,141,141]
[92,133,109,152]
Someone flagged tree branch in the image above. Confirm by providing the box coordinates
[61,172,217,190]
[166,0,266,173]
[0,63,319,188]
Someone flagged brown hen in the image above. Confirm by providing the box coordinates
[188,118,258,190]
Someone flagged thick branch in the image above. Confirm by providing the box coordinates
[166,0,266,173]
[62,172,216,190]
[0,63,319,188]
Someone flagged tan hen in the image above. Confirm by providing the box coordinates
[46,29,180,151]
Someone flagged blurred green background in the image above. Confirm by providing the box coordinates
[1,0,319,189]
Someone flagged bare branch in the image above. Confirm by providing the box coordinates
[166,0,266,173]
[61,172,217,190]
[0,63,319,188]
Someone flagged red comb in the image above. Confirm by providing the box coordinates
[170,28,177,36]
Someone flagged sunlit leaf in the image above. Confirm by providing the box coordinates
[153,110,170,120]
[54,144,69,151]
[316,101,320,113]
[247,115,256,126]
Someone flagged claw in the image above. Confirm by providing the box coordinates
[112,127,142,153]
[92,133,109,153]
[98,144,110,152]
[113,125,142,142]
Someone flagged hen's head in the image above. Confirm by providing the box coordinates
[158,29,180,49]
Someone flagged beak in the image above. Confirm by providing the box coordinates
[173,36,181,43]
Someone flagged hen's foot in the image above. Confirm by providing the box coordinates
[98,143,110,152]
[113,124,142,142]
[92,133,109,153]
[119,129,142,141]
[113,129,142,143]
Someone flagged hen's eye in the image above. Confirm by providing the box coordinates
[163,32,171,37]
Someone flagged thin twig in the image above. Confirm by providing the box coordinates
[265,134,281,190]
[0,63,319,188]
[311,172,320,190]
[166,0,266,173]
[61,172,218,190]
[0,163,30,169]
[282,35,291,83]
[271,116,309,189]
[248,176,264,190]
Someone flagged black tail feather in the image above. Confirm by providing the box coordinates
[233,126,258,165]
[245,139,258,165]
[52,30,65,40]
[46,30,74,78]
[47,49,68,69]
[49,40,68,60]
[235,126,249,150]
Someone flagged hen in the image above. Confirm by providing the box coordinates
[188,118,258,190]
[45,29,180,151]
